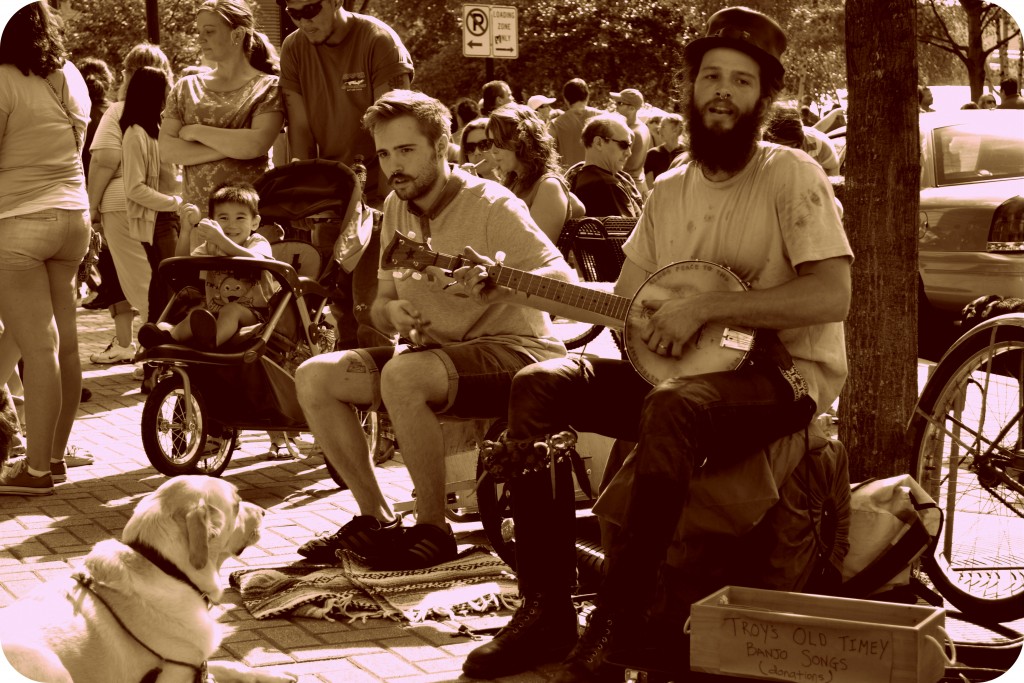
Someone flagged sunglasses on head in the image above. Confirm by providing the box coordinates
[285,0,326,22]
[603,136,632,151]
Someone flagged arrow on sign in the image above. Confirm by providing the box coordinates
[495,47,514,52]
[467,40,483,48]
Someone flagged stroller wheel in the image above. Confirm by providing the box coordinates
[322,456,349,490]
[141,375,236,477]
[361,411,396,466]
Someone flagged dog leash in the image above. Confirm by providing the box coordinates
[71,572,209,683]
[127,540,214,607]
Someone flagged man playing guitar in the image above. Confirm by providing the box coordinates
[458,7,853,681]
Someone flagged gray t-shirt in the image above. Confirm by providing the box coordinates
[626,144,853,410]
[378,168,571,361]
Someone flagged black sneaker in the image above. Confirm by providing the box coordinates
[552,607,615,683]
[297,515,403,564]
[373,522,458,570]
[138,323,175,350]
[463,593,579,678]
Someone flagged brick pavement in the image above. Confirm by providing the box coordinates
[5,308,1023,682]
[0,306,558,683]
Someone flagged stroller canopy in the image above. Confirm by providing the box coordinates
[255,159,361,223]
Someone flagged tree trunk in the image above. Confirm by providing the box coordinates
[839,0,921,482]
[962,0,987,101]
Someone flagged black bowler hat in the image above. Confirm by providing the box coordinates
[683,6,787,85]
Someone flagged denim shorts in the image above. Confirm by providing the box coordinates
[354,341,538,418]
[0,208,90,271]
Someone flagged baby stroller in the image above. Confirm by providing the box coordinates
[138,160,374,481]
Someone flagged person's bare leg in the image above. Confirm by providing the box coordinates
[112,308,134,349]
[0,266,62,473]
[295,351,394,520]
[378,352,450,530]
[45,259,82,461]
[213,303,256,346]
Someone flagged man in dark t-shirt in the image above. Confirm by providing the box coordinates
[565,113,643,218]
[643,112,685,187]
[278,0,414,205]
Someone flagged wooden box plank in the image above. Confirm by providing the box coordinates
[689,586,949,683]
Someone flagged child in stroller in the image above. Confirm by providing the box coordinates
[138,184,276,351]
[136,161,368,480]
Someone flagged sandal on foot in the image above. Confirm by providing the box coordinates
[266,437,300,460]
[64,446,94,467]
[374,522,458,570]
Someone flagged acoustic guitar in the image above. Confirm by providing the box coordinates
[382,233,756,385]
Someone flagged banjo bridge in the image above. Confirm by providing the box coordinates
[721,328,755,351]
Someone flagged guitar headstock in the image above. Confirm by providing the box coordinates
[381,232,437,272]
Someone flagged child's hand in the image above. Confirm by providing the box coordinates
[179,203,201,228]
[196,218,227,244]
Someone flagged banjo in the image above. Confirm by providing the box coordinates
[382,233,756,385]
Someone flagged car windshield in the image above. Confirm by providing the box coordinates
[933,122,1024,186]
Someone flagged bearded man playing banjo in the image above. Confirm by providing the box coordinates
[452,7,853,682]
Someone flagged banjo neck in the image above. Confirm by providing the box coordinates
[382,232,755,384]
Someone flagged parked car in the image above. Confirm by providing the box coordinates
[830,110,1024,357]
[917,111,1024,326]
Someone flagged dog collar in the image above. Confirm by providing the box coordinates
[127,540,214,607]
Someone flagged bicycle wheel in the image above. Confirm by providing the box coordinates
[141,376,235,477]
[909,321,1024,623]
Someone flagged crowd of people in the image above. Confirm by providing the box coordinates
[26,0,1021,678]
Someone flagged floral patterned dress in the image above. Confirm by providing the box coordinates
[162,73,282,215]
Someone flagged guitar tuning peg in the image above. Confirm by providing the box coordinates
[411,272,423,280]
[407,231,417,239]
[495,251,506,264]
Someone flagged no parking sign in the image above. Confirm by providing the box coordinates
[462,4,518,59]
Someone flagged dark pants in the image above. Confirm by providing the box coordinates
[141,212,179,324]
[95,244,124,303]
[505,355,815,615]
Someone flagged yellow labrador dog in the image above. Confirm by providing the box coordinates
[0,476,295,683]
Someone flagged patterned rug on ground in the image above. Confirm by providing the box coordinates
[229,546,520,623]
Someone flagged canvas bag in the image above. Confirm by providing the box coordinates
[838,474,942,597]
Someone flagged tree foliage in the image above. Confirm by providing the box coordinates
[369,0,845,111]
[63,0,203,77]
[918,0,1021,99]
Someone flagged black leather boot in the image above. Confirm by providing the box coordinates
[462,592,578,678]
[466,437,580,678]
[552,606,616,683]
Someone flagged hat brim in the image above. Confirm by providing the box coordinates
[683,36,784,83]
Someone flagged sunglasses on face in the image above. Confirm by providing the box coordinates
[603,136,632,151]
[285,0,326,22]
[473,139,497,153]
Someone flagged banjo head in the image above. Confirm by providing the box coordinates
[625,261,754,385]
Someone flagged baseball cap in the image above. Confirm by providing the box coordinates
[527,95,557,110]
[611,89,644,108]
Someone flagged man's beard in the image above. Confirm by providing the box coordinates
[390,159,440,202]
[686,97,766,175]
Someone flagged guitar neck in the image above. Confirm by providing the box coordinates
[428,251,631,323]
